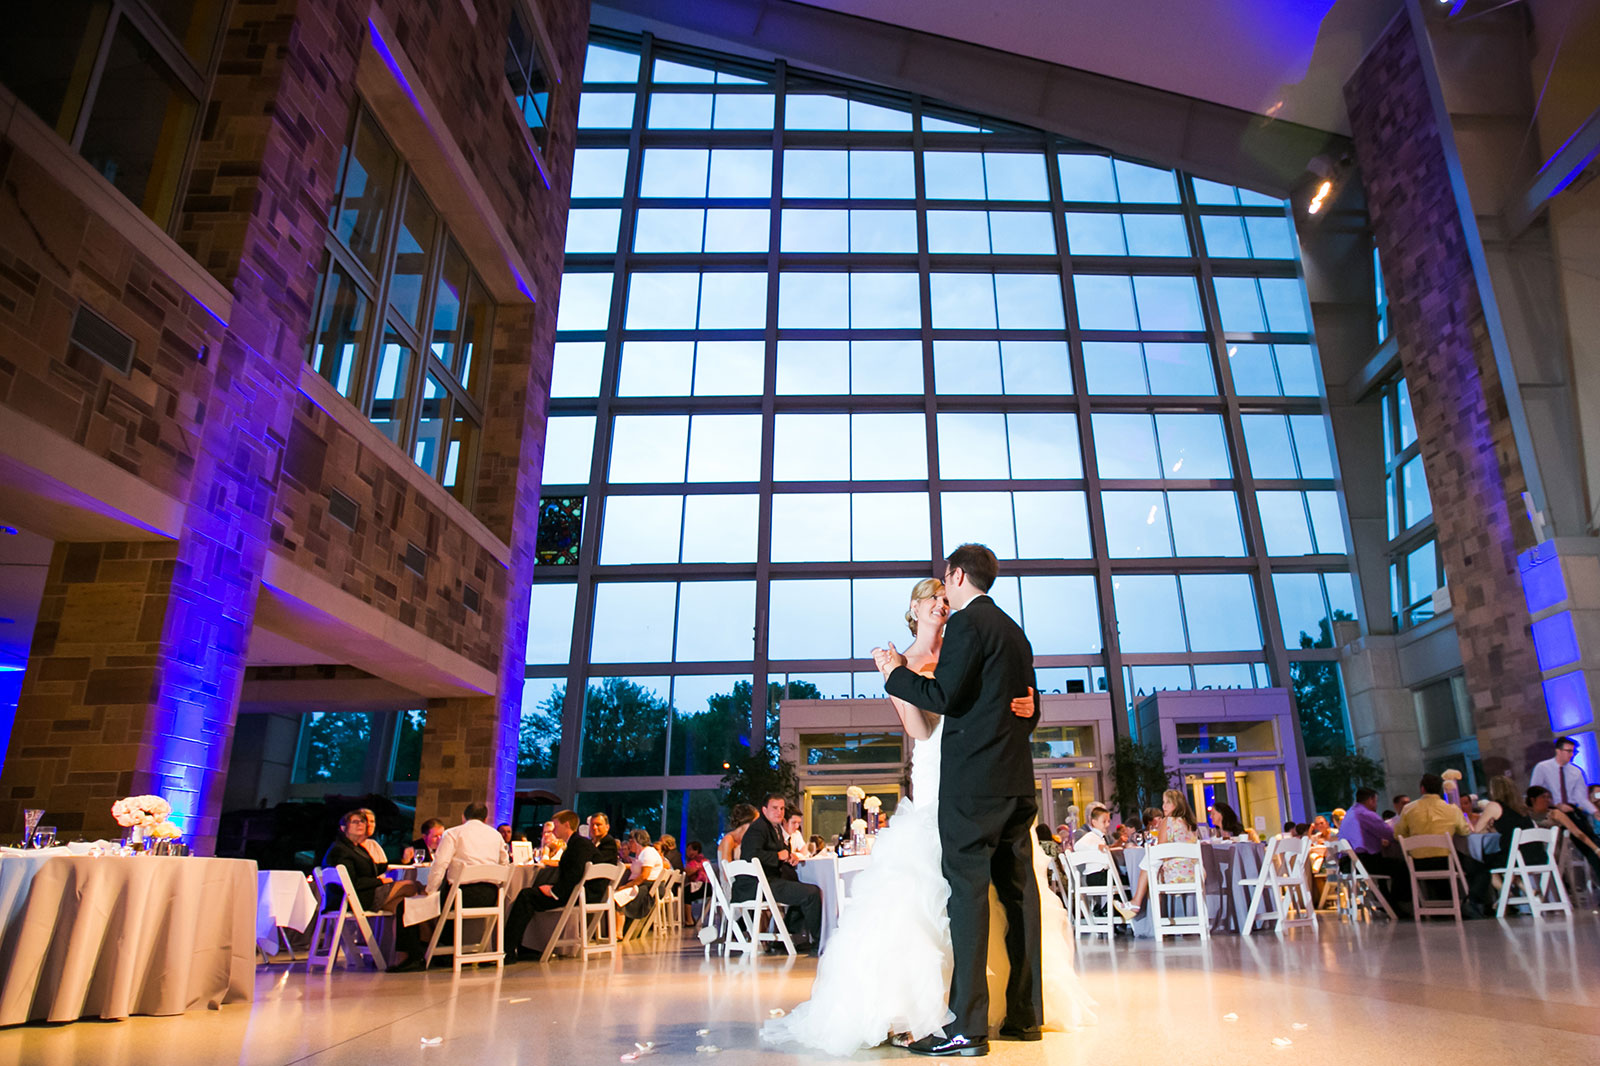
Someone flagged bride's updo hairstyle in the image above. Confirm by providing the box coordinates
[904,578,945,636]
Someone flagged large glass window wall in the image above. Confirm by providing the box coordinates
[531,32,1355,842]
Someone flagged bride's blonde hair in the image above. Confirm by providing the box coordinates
[904,578,945,636]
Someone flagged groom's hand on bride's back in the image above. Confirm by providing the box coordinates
[1010,687,1036,718]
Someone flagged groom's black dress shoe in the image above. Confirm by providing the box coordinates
[997,1024,1043,1041]
[906,1033,988,1057]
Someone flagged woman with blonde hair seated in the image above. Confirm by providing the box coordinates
[1125,789,1199,917]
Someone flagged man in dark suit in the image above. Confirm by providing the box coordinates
[877,543,1042,1057]
[504,809,595,959]
[730,792,822,953]
[588,812,619,867]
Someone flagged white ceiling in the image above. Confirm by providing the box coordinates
[789,0,1403,133]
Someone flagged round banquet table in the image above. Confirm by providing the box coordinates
[0,853,257,1025]
[256,869,319,955]
[796,853,871,950]
[1114,840,1268,937]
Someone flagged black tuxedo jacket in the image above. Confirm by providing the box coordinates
[551,833,597,904]
[739,815,798,884]
[884,594,1039,797]
[590,833,619,867]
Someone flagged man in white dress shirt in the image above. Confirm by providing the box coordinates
[426,802,510,906]
[1530,736,1597,838]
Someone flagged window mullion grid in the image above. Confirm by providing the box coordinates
[552,34,657,803]
[1046,136,1129,733]
[67,8,123,150]
[911,96,943,570]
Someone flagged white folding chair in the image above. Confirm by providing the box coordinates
[723,858,796,955]
[307,866,392,973]
[1239,836,1317,934]
[1399,834,1468,922]
[1062,851,1130,940]
[659,869,685,933]
[541,862,625,961]
[833,854,871,918]
[698,862,749,954]
[1495,827,1572,920]
[1146,842,1208,940]
[622,871,677,943]
[1318,839,1396,922]
[424,864,511,971]
[1556,833,1598,906]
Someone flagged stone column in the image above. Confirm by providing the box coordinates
[1340,634,1427,801]
[414,695,510,825]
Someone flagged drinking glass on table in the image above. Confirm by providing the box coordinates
[22,809,43,848]
[33,827,57,849]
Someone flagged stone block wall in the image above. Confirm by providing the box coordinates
[1344,19,1548,768]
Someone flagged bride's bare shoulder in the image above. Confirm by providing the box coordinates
[904,654,937,677]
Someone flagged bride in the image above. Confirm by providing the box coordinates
[762,578,1095,1056]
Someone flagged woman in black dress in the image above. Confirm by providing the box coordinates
[321,809,422,965]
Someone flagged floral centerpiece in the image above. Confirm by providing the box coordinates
[111,795,174,852]
[863,795,883,832]
[1441,768,1464,809]
[845,785,866,824]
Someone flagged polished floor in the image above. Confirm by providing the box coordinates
[2,914,1597,1066]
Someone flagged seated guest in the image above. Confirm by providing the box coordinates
[588,813,619,866]
[1111,824,1133,848]
[497,823,515,850]
[1308,815,1333,842]
[1528,786,1600,880]
[539,822,565,865]
[1396,773,1494,915]
[504,810,595,959]
[1056,823,1074,847]
[1126,790,1199,918]
[1330,808,1346,829]
[1035,823,1061,858]
[784,813,807,859]
[1477,776,1541,869]
[1531,736,1598,847]
[615,828,665,926]
[403,818,445,865]
[731,793,822,953]
[321,810,422,966]
[423,802,510,911]
[718,804,759,865]
[1073,804,1133,921]
[358,808,388,864]
[807,834,831,857]
[1207,801,1257,842]
[683,840,710,912]
[1386,794,1411,831]
[1141,807,1163,840]
[1337,787,1411,909]
[658,833,683,872]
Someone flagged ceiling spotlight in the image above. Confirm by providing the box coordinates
[1308,180,1333,214]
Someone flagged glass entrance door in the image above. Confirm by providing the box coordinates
[1182,767,1285,837]
[1036,773,1096,831]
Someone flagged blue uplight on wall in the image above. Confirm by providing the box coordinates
[1517,547,1567,615]
[1531,611,1581,672]
[1572,730,1598,781]
[1541,670,1594,733]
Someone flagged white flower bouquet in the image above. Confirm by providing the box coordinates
[851,819,868,836]
[845,786,865,801]
[150,821,182,840]
[111,795,172,829]
[863,796,882,812]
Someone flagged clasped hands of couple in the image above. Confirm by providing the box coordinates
[870,643,1036,719]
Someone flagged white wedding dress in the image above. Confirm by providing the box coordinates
[761,718,1095,1055]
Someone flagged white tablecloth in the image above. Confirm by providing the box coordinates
[797,854,870,949]
[256,870,318,952]
[0,849,67,943]
[1117,840,1268,936]
[0,855,256,1024]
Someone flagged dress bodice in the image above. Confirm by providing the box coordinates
[909,717,944,811]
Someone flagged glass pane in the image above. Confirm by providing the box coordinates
[1102,491,1172,558]
[849,150,915,198]
[601,495,683,564]
[1058,155,1118,202]
[1019,576,1102,654]
[774,414,849,480]
[653,58,715,82]
[577,92,635,128]
[784,149,848,197]
[411,373,447,476]
[556,273,614,332]
[1275,345,1319,395]
[551,342,604,398]
[619,340,693,396]
[1192,178,1241,205]
[1145,343,1215,394]
[519,680,562,779]
[940,490,1017,558]
[924,152,987,199]
[694,341,765,395]
[682,495,759,563]
[1226,343,1279,395]
[634,208,704,253]
[458,277,491,397]
[1306,491,1346,553]
[1289,415,1334,477]
[930,273,998,329]
[769,579,852,659]
[1132,276,1203,331]
[984,153,1050,200]
[697,273,768,330]
[703,208,770,252]
[640,148,708,197]
[579,676,669,776]
[1014,491,1092,559]
[1155,414,1230,478]
[541,416,596,484]
[851,340,923,394]
[1122,214,1190,256]
[776,340,849,394]
[708,149,773,196]
[648,92,713,128]
[668,675,749,776]
[571,148,631,198]
[330,112,398,274]
[934,341,1002,394]
[390,186,438,327]
[1401,456,1432,527]
[526,583,578,664]
[1240,414,1298,479]
[1168,492,1245,556]
[1407,540,1439,606]
[1213,277,1265,332]
[1073,276,1138,330]
[1112,574,1185,652]
[429,241,468,374]
[367,327,411,445]
[850,274,922,328]
[591,583,678,663]
[610,414,689,482]
[1274,572,1330,648]
[1083,342,1146,394]
[1397,379,1418,448]
[938,414,1010,479]
[712,93,775,129]
[928,210,992,254]
[772,493,850,562]
[1257,491,1314,555]
[787,94,848,129]
[1113,160,1180,203]
[779,273,848,329]
[310,261,370,397]
[686,415,762,481]
[853,414,927,479]
[988,211,1056,254]
[994,274,1065,329]
[1092,413,1159,478]
[1244,215,1296,258]
[1008,414,1082,478]
[625,273,699,330]
[1065,213,1127,256]
[1259,278,1309,332]
[676,582,756,661]
[1180,574,1260,651]
[585,44,640,82]
[1200,215,1249,258]
[293,712,371,783]
[853,492,931,560]
[853,578,921,658]
[781,209,849,252]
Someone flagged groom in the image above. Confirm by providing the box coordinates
[874,544,1042,1058]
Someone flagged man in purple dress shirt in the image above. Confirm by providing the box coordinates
[1336,787,1411,911]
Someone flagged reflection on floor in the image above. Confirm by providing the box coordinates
[2,916,1598,1065]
